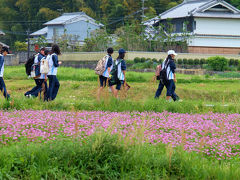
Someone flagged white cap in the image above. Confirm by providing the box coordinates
[168,50,177,56]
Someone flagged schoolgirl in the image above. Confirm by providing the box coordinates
[155,50,179,101]
[47,44,61,101]
[0,46,10,99]
[109,48,127,98]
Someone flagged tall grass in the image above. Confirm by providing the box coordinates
[0,133,239,179]
[2,66,240,113]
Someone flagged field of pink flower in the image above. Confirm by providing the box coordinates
[0,110,239,159]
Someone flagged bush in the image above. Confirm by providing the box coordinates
[229,59,235,66]
[146,58,151,62]
[152,58,158,63]
[183,58,188,64]
[134,57,141,63]
[177,59,183,65]
[194,59,200,65]
[159,59,163,64]
[14,41,27,51]
[234,60,239,66]
[207,56,228,71]
[200,58,206,65]
[140,57,146,63]
[188,59,194,65]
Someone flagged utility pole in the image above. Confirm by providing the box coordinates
[142,0,145,19]
[27,28,30,60]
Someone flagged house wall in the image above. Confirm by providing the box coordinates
[189,36,240,48]
[46,25,65,42]
[194,17,240,36]
[65,21,100,41]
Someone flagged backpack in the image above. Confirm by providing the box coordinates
[25,55,35,76]
[40,56,50,74]
[109,59,122,84]
[95,55,108,75]
[30,54,41,78]
[159,60,171,84]
[155,65,162,80]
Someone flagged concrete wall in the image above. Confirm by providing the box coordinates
[5,54,19,66]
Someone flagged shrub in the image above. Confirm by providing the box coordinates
[188,59,194,65]
[134,57,141,63]
[140,57,146,63]
[159,59,163,64]
[234,60,239,66]
[200,58,206,65]
[229,59,235,66]
[183,58,188,64]
[177,59,183,65]
[207,56,228,71]
[194,59,200,65]
[152,58,158,63]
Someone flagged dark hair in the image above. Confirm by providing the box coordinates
[117,53,125,60]
[107,47,114,54]
[165,55,173,66]
[40,47,45,51]
[51,44,61,55]
[44,49,50,56]
[1,46,9,53]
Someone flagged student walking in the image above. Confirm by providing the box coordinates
[109,48,127,98]
[97,47,114,100]
[25,47,46,97]
[155,50,179,101]
[47,44,61,101]
[0,47,10,100]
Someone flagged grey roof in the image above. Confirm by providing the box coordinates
[145,0,240,25]
[30,27,48,36]
[44,12,104,27]
[0,42,9,48]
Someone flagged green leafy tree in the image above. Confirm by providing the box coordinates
[14,41,27,51]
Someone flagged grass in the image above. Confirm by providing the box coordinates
[0,133,239,179]
[2,66,240,113]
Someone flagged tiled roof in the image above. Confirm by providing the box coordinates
[144,0,240,26]
[30,27,48,36]
[44,12,103,27]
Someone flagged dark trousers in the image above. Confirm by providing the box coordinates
[47,75,60,101]
[0,77,10,99]
[25,79,47,98]
[155,80,179,101]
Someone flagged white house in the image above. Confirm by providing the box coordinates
[31,12,104,45]
[145,0,240,54]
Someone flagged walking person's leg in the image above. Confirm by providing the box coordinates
[48,75,54,101]
[0,77,10,99]
[166,80,174,101]
[24,79,40,96]
[171,82,179,101]
[155,81,164,99]
[97,75,107,100]
[52,76,60,100]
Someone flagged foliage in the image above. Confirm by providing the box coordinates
[82,29,112,51]
[0,133,239,179]
[31,36,48,49]
[14,41,27,51]
[207,56,228,71]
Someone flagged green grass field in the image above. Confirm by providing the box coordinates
[1,66,240,113]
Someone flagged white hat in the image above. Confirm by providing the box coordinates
[168,50,177,56]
